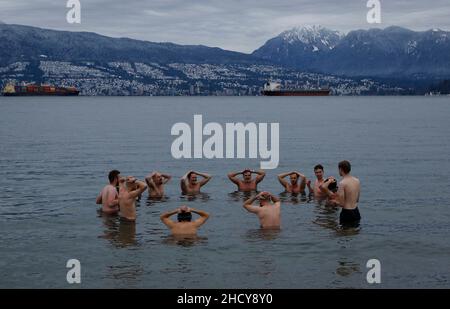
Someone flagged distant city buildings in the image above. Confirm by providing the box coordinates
[1,61,409,96]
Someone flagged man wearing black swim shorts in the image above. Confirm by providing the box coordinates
[320,160,361,227]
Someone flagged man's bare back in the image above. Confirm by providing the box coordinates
[338,175,360,210]
[160,206,209,236]
[243,192,281,229]
[97,184,119,214]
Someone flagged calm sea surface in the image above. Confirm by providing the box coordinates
[0,96,449,288]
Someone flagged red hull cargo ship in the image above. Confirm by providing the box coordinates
[2,84,80,96]
[261,81,331,96]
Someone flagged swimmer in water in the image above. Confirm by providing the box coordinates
[228,169,266,192]
[145,171,171,198]
[160,205,209,236]
[243,191,281,229]
[307,164,328,199]
[277,171,307,194]
[96,169,120,215]
[180,170,212,195]
[118,176,147,222]
[320,160,361,227]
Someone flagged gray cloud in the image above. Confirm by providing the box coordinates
[1,0,450,53]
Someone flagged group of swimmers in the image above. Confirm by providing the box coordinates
[96,160,361,236]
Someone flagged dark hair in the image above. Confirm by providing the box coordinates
[338,160,351,174]
[187,171,196,179]
[314,164,324,171]
[177,212,192,222]
[108,170,120,183]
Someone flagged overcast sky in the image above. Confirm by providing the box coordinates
[1,0,450,53]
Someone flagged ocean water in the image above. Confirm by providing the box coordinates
[0,96,449,288]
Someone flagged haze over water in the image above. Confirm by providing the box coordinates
[0,96,449,288]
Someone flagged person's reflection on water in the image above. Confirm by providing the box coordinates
[279,192,309,205]
[335,259,361,278]
[245,228,281,242]
[146,195,170,206]
[180,192,210,202]
[162,234,208,247]
[98,212,138,248]
[228,190,256,203]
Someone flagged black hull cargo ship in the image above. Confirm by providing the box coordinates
[2,84,80,96]
[261,81,331,96]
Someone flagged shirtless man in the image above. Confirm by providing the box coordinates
[160,205,209,236]
[243,191,281,229]
[96,170,120,215]
[118,176,147,222]
[145,171,171,198]
[180,170,212,195]
[228,169,266,192]
[307,164,327,199]
[277,171,307,194]
[320,160,361,227]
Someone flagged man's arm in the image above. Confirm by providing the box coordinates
[295,172,307,192]
[96,192,102,204]
[161,173,172,184]
[145,173,156,189]
[254,170,266,184]
[306,180,313,195]
[277,172,290,188]
[227,171,242,185]
[196,171,212,187]
[160,209,178,228]
[191,208,210,228]
[243,194,262,214]
[180,171,192,193]
[129,180,147,199]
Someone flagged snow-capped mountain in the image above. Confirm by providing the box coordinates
[252,25,343,69]
[253,25,450,77]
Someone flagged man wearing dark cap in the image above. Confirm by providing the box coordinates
[160,206,209,235]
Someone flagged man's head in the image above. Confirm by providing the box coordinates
[108,170,120,185]
[289,173,298,184]
[188,172,197,184]
[153,172,163,185]
[338,160,351,177]
[258,191,271,207]
[314,164,324,180]
[243,169,252,182]
[125,176,137,191]
[177,205,192,222]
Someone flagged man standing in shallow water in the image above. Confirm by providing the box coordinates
[307,164,328,199]
[180,170,212,195]
[243,191,281,229]
[277,171,307,194]
[160,205,209,236]
[118,176,147,222]
[96,170,120,215]
[228,169,266,192]
[320,160,361,227]
[145,171,171,198]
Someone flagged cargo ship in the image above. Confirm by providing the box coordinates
[261,81,331,96]
[2,84,80,96]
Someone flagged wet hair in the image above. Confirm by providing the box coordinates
[314,164,324,171]
[108,170,120,183]
[338,160,351,174]
[328,180,338,193]
[177,211,192,222]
